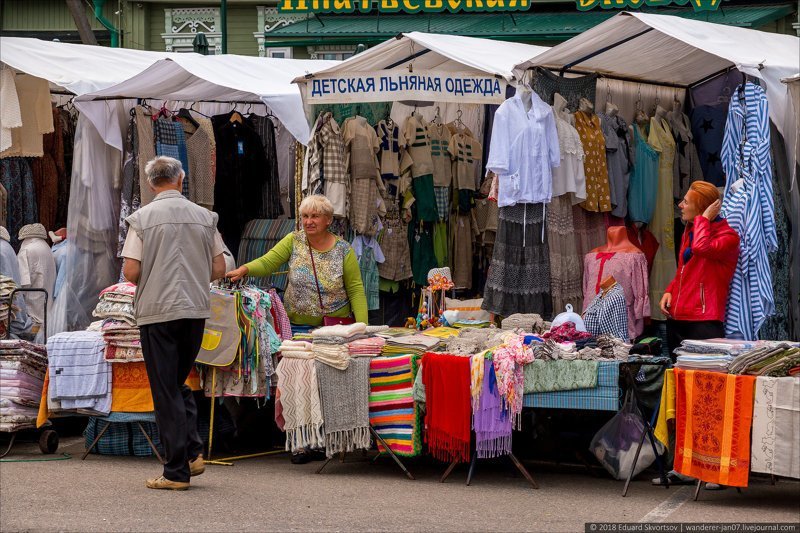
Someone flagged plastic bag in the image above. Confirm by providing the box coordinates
[589,391,664,480]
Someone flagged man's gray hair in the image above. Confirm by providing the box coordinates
[145,156,184,187]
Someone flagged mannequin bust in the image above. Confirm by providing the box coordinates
[605,101,619,117]
[591,226,641,253]
[553,93,575,126]
[578,97,594,114]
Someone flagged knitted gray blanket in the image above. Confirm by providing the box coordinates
[315,357,371,457]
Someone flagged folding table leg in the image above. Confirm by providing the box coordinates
[136,422,165,464]
[370,426,414,480]
[315,455,334,474]
[508,453,539,489]
[693,479,703,501]
[440,460,459,483]
[466,451,478,486]
[82,422,111,460]
[622,425,649,497]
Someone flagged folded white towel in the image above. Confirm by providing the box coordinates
[311,322,368,339]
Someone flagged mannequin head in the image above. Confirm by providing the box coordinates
[591,226,641,253]
[605,102,619,117]
[680,181,720,222]
[579,98,594,114]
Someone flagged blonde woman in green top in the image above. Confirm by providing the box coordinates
[225,194,368,327]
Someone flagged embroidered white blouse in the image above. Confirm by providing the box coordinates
[486,88,560,207]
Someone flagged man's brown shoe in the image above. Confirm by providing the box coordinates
[189,455,205,477]
[146,476,190,491]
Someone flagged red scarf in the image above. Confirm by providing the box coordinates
[422,352,472,463]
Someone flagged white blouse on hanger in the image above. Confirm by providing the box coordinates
[486,88,560,208]
[551,93,587,203]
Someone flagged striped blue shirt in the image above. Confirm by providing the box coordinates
[721,82,777,340]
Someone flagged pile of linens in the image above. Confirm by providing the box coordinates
[0,340,47,431]
[93,282,142,363]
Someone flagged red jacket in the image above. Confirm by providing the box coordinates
[665,216,739,322]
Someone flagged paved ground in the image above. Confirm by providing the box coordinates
[1,436,798,532]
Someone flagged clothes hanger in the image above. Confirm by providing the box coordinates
[600,275,617,296]
[229,102,243,124]
[188,101,211,119]
[177,106,199,128]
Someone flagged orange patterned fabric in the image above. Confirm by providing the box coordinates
[111,364,202,413]
[111,363,154,412]
[674,369,756,487]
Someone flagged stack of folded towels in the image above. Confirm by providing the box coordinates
[382,334,442,356]
[278,340,314,359]
[347,337,386,358]
[0,339,47,431]
[93,283,142,363]
[674,340,735,373]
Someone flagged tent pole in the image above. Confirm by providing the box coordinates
[688,65,740,89]
[559,28,654,75]
[384,49,432,70]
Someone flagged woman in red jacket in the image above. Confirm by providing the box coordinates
[660,181,740,358]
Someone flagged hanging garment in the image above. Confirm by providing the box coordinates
[487,89,559,207]
[180,116,217,211]
[352,235,384,311]
[532,67,598,111]
[428,121,453,188]
[750,376,800,479]
[759,162,791,341]
[56,108,76,229]
[647,116,678,320]
[0,66,22,153]
[29,106,65,233]
[674,369,756,487]
[582,251,650,341]
[369,354,422,457]
[482,203,552,317]
[134,106,157,206]
[409,220,437,287]
[690,104,728,187]
[377,201,412,282]
[402,114,434,178]
[626,225,659,275]
[213,116,270,256]
[572,205,606,284]
[583,284,629,340]
[551,94,587,203]
[153,117,190,198]
[599,113,631,219]
[344,116,385,236]
[375,119,401,184]
[722,82,777,341]
[575,111,612,213]
[309,112,349,217]
[0,158,37,249]
[449,128,483,193]
[627,123,660,224]
[669,110,705,202]
[451,212,477,290]
[248,115,284,219]
[433,220,448,267]
[117,115,140,258]
[0,73,53,159]
[547,195,582,313]
[0,183,6,228]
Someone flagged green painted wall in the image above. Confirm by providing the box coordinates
[1,0,117,31]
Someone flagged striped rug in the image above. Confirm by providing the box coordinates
[369,354,421,457]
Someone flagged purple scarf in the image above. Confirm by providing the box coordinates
[473,359,513,459]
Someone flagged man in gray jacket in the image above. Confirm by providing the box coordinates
[122,156,226,491]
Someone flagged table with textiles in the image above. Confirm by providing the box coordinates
[654,340,800,489]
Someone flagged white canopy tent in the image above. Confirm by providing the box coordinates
[297,31,549,82]
[0,37,179,95]
[293,32,549,142]
[512,11,800,184]
[75,54,339,149]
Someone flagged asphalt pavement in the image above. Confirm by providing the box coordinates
[1,436,798,532]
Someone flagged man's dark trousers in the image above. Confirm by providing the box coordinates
[140,318,205,482]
